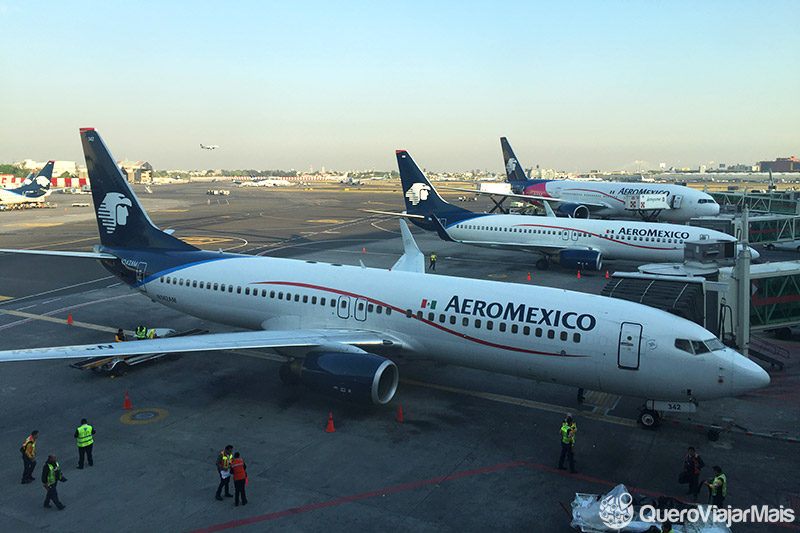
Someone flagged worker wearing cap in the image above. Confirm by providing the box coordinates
[21,430,39,484]
[74,418,95,469]
[558,414,577,473]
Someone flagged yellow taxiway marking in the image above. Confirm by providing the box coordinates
[120,408,169,425]
[401,378,638,428]
[307,219,348,223]
[0,295,13,302]
[0,309,117,334]
[181,237,235,246]
[487,273,507,279]
[8,222,65,228]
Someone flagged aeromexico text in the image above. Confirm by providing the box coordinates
[443,296,597,331]
[617,227,691,239]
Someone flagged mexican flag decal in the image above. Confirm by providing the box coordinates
[420,299,437,310]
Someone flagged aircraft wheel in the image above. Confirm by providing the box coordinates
[638,409,661,429]
[707,429,720,442]
[279,363,300,386]
[765,243,775,250]
[536,258,549,271]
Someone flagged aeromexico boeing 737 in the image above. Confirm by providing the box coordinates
[0,160,54,205]
[0,129,769,427]
[391,151,757,271]
[451,138,719,222]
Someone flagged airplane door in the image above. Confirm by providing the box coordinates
[337,296,351,319]
[136,262,148,293]
[617,322,642,370]
[354,298,367,321]
[671,195,683,209]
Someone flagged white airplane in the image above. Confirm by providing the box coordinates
[200,143,219,150]
[0,161,55,205]
[446,138,720,222]
[390,151,758,271]
[0,129,769,428]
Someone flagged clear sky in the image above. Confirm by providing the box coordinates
[1,1,797,173]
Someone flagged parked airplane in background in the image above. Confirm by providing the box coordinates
[0,161,54,205]
[200,143,219,150]
[451,138,720,222]
[387,151,756,271]
[0,130,769,428]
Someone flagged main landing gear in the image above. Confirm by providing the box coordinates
[638,408,662,430]
[536,257,550,270]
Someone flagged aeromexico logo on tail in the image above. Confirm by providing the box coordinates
[506,157,518,175]
[405,183,431,206]
[98,192,133,233]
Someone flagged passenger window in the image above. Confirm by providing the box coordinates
[487,321,493,330]
[535,327,542,337]
[262,289,267,297]
[368,304,374,312]
[511,324,518,334]
[405,309,412,318]
[386,308,392,316]
[270,290,275,298]
[179,279,184,286]
[462,317,469,327]
[312,296,317,304]
[320,297,325,305]
[560,331,568,341]
[245,287,250,295]
[214,283,219,291]
[376,306,382,314]
[340,300,347,308]
[160,277,164,283]
[294,294,299,302]
[449,315,456,325]
[428,312,434,321]
[499,323,506,332]
[331,299,336,307]
[573,333,581,343]
[192,281,197,288]
[278,292,283,299]
[417,311,423,319]
[439,314,445,323]
[547,330,555,339]
[523,326,530,335]
[199,281,204,289]
[475,319,482,328]
[229,286,234,293]
[303,295,308,303]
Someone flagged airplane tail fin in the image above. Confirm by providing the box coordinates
[80,128,196,251]
[18,160,54,193]
[500,137,529,182]
[396,150,456,216]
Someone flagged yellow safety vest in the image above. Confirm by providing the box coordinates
[220,451,232,469]
[136,326,147,339]
[76,424,94,447]
[23,435,35,458]
[711,473,727,497]
[46,462,60,485]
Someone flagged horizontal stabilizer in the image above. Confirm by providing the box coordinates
[0,249,117,260]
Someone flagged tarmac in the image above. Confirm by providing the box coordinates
[0,182,798,532]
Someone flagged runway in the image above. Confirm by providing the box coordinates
[0,182,797,532]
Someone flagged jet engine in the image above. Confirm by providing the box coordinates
[558,249,602,271]
[299,351,399,405]
[556,203,590,219]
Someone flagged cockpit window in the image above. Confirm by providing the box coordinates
[691,341,710,354]
[705,338,725,351]
[675,339,693,354]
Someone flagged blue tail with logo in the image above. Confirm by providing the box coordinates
[80,128,196,251]
[14,160,54,197]
[395,150,478,231]
[500,137,531,186]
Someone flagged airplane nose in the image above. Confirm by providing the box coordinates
[730,351,770,395]
[748,246,760,260]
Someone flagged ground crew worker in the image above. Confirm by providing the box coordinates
[215,445,234,500]
[429,252,437,271]
[21,430,39,484]
[74,418,95,469]
[41,454,67,510]
[147,328,158,339]
[557,414,577,473]
[707,465,727,507]
[683,446,705,499]
[115,329,127,342]
[661,521,675,533]
[136,325,147,340]
[231,452,248,506]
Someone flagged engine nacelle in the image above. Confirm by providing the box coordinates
[558,249,602,271]
[556,202,590,219]
[300,351,399,405]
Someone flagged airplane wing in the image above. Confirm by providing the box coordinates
[0,328,404,363]
[0,249,117,260]
[438,186,610,209]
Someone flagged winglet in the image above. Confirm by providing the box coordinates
[542,199,557,217]
[390,219,425,273]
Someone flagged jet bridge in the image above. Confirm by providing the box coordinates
[690,213,800,245]
[709,190,800,216]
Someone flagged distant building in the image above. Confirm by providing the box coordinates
[759,157,800,172]
[117,160,153,183]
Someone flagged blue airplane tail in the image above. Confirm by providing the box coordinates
[15,160,54,197]
[80,128,196,251]
[500,137,530,185]
[395,150,475,231]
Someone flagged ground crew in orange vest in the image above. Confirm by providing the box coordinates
[21,430,39,484]
[231,452,248,507]
[215,445,234,500]
[74,418,95,469]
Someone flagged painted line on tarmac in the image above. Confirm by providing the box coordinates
[190,459,797,532]
[0,293,138,333]
[400,378,639,428]
[0,275,116,307]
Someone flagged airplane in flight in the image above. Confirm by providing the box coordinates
[200,143,219,150]
[0,130,769,428]
[0,161,55,205]
[389,151,758,271]
[447,138,720,222]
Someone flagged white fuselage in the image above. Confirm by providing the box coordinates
[522,181,720,222]
[0,188,49,205]
[442,215,746,263]
[136,252,764,402]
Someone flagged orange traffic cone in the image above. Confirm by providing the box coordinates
[362,247,366,253]
[122,392,132,410]
[67,312,73,325]
[325,412,335,433]
[527,272,531,281]
[397,405,404,422]
[605,270,609,278]
[577,270,581,279]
